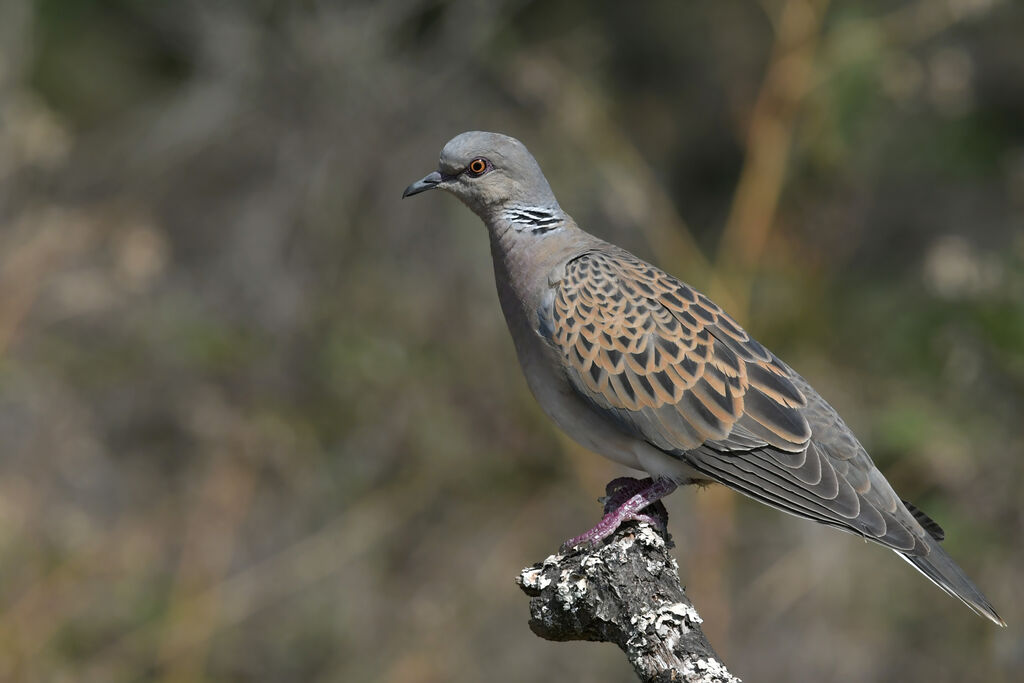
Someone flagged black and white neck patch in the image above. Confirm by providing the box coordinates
[501,205,565,235]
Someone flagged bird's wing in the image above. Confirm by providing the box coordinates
[540,247,930,554]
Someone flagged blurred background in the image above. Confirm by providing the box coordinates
[1,0,1022,681]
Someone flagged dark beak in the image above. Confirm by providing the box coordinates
[402,171,444,198]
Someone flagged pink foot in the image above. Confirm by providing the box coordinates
[562,477,677,551]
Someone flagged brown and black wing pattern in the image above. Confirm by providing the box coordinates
[542,247,929,554]
[545,249,811,453]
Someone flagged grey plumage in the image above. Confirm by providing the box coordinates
[403,130,1005,627]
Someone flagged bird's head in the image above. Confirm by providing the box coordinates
[403,131,559,217]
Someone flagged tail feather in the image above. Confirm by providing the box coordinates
[901,499,945,541]
[899,535,1005,627]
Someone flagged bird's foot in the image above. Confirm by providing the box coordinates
[561,477,677,552]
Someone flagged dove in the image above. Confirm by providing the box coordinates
[403,131,1004,626]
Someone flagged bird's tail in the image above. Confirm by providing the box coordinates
[900,535,1005,627]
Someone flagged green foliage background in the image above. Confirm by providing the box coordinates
[1,1,1022,681]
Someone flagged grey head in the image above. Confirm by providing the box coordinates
[403,132,560,219]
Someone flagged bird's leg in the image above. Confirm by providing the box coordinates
[598,477,670,538]
[562,477,677,551]
[599,476,655,509]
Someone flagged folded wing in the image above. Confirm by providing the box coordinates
[540,246,930,554]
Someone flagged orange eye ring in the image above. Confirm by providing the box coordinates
[467,158,488,176]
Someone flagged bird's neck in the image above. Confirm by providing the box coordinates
[485,206,589,329]
[486,203,578,269]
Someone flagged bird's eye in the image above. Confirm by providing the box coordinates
[467,158,489,177]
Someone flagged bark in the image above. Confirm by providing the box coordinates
[515,480,740,683]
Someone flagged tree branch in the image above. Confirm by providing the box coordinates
[516,479,740,683]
